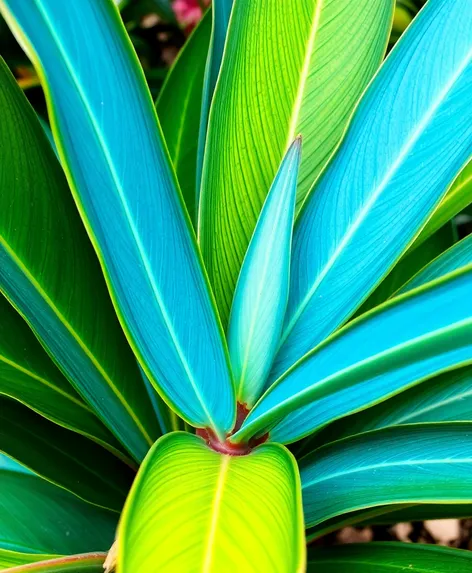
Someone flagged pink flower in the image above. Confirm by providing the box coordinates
[173,0,210,32]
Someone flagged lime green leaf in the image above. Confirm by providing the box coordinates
[228,139,301,407]
[0,397,134,511]
[199,0,394,324]
[0,456,117,556]
[0,552,106,572]
[300,423,472,528]
[2,0,235,439]
[119,432,305,573]
[157,11,211,222]
[307,543,472,572]
[414,159,472,248]
[0,57,158,461]
[0,294,126,459]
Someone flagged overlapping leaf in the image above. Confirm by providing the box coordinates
[0,552,106,572]
[119,433,305,573]
[274,0,472,379]
[0,57,158,461]
[232,267,472,445]
[199,0,394,325]
[2,0,235,439]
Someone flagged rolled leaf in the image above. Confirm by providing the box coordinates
[0,456,117,556]
[228,139,301,407]
[0,396,134,510]
[307,543,472,573]
[275,0,472,379]
[157,11,211,222]
[119,432,305,573]
[232,267,472,445]
[300,423,472,528]
[2,0,236,439]
[0,57,158,461]
[199,0,394,325]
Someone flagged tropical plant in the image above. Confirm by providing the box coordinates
[0,0,472,572]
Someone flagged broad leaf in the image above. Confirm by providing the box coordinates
[196,0,234,194]
[414,158,472,248]
[0,552,106,572]
[300,423,472,528]
[307,543,472,573]
[398,233,472,294]
[157,11,211,222]
[0,397,134,510]
[0,294,125,459]
[0,456,117,556]
[2,0,236,439]
[199,0,394,325]
[119,432,305,573]
[274,0,472,379]
[228,139,301,407]
[232,267,472,445]
[0,57,158,461]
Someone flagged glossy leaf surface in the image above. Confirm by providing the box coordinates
[0,553,106,572]
[0,294,124,457]
[228,139,301,407]
[307,543,472,573]
[300,423,472,528]
[0,397,134,510]
[157,11,211,222]
[2,0,235,438]
[0,458,117,555]
[199,0,393,325]
[119,432,305,573]
[233,268,472,444]
[275,0,472,378]
[0,57,157,461]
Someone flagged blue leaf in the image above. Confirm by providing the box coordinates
[231,267,472,445]
[228,138,301,407]
[272,0,472,380]
[2,0,236,439]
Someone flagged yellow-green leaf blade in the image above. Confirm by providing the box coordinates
[119,432,305,573]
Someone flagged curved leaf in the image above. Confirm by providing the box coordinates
[275,0,472,379]
[0,550,56,570]
[118,432,305,573]
[233,267,472,445]
[0,552,106,572]
[0,397,134,511]
[157,11,211,222]
[199,0,394,325]
[1,0,235,439]
[196,0,234,194]
[307,543,472,573]
[398,233,472,294]
[300,423,472,528]
[228,139,301,407]
[0,57,158,461]
[414,159,472,248]
[0,294,125,458]
[0,459,117,556]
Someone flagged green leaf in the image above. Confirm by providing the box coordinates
[228,139,301,407]
[275,0,472,379]
[157,11,211,223]
[0,552,106,572]
[0,457,117,556]
[0,57,158,461]
[118,432,305,573]
[0,294,126,459]
[414,158,472,248]
[0,550,57,570]
[199,0,394,325]
[0,396,134,511]
[2,0,236,440]
[307,543,472,573]
[233,267,472,445]
[300,423,472,528]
